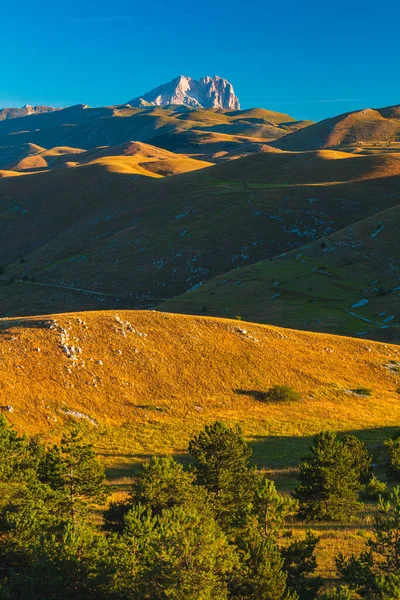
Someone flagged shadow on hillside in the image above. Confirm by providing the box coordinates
[102,425,400,492]
[0,318,54,333]
[234,389,270,401]
[248,425,400,471]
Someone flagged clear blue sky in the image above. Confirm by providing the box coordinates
[1,0,399,122]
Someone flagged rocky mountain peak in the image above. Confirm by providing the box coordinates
[128,75,240,110]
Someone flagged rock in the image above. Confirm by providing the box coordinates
[1,405,13,413]
[128,75,240,110]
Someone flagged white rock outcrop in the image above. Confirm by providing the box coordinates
[128,75,240,110]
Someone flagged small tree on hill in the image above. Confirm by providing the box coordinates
[0,415,35,483]
[342,435,372,483]
[282,530,322,600]
[189,421,257,531]
[231,523,293,600]
[121,504,237,600]
[104,455,210,531]
[337,487,400,597]
[383,434,400,479]
[38,427,106,520]
[292,431,363,521]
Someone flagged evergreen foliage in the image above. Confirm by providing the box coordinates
[293,431,364,521]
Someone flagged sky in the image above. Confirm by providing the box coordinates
[1,0,399,122]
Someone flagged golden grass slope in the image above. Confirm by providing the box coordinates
[8,142,212,177]
[1,310,400,465]
[0,104,312,165]
[274,105,400,152]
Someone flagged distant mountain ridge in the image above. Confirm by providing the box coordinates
[128,75,240,110]
[0,105,58,121]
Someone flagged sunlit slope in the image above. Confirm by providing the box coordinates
[0,104,311,165]
[0,142,46,170]
[8,142,212,176]
[274,105,400,152]
[2,150,400,316]
[160,203,400,341]
[0,311,399,461]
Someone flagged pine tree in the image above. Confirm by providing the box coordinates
[0,415,35,483]
[189,421,257,531]
[121,504,237,600]
[131,455,210,515]
[383,434,400,479]
[0,520,108,600]
[336,487,400,597]
[38,427,106,519]
[254,475,298,538]
[282,530,322,599]
[104,455,210,531]
[342,435,372,483]
[293,431,363,521]
[231,523,295,600]
[376,574,400,599]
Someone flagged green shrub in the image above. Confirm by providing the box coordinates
[265,385,302,403]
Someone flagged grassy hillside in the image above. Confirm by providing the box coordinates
[7,141,212,176]
[160,203,400,341]
[0,105,311,167]
[1,310,399,472]
[274,105,400,152]
[2,149,400,317]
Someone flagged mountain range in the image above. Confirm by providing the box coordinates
[0,77,400,342]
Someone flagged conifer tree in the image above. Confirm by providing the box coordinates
[189,421,257,531]
[0,415,35,483]
[293,431,363,521]
[38,427,106,519]
[337,487,400,597]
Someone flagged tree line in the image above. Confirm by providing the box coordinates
[0,416,400,599]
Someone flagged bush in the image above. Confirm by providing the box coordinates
[351,388,372,396]
[363,474,387,500]
[265,385,301,403]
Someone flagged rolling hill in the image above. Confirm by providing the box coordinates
[0,104,312,167]
[160,202,400,341]
[6,141,212,176]
[0,310,399,470]
[2,149,400,318]
[274,105,400,152]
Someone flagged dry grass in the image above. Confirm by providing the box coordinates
[1,310,399,463]
[9,141,213,177]
[275,105,400,152]
[2,308,398,581]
